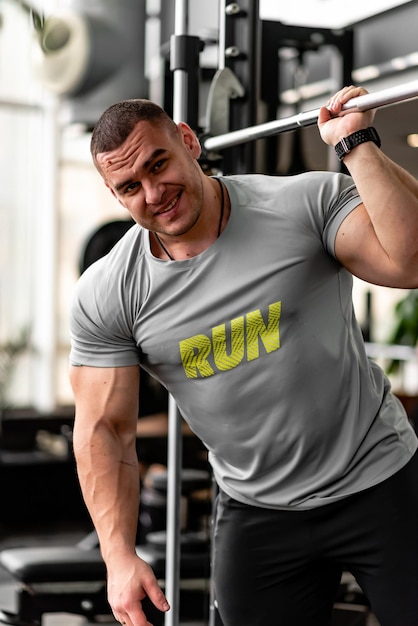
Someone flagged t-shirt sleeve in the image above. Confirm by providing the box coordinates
[320,172,363,258]
[69,259,140,367]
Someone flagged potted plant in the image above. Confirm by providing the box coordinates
[0,328,30,411]
[386,289,418,375]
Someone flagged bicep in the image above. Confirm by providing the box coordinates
[70,364,140,437]
[334,203,403,287]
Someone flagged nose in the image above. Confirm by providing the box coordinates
[143,179,164,205]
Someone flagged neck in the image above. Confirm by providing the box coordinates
[153,177,226,261]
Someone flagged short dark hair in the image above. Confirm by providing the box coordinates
[90,99,178,171]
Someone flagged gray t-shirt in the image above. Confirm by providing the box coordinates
[70,172,417,509]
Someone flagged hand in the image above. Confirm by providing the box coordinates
[317,85,376,147]
[107,554,170,626]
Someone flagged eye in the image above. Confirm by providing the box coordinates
[152,159,166,173]
[125,181,141,193]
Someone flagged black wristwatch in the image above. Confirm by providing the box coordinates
[334,127,381,161]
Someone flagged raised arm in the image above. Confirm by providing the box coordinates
[318,85,418,288]
[70,364,170,626]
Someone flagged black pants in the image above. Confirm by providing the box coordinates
[213,452,418,626]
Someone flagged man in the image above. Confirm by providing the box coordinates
[69,85,418,626]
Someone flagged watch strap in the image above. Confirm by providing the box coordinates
[334,127,381,161]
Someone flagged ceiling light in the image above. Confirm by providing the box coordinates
[406,134,418,148]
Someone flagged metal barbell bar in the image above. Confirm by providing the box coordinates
[203,79,418,152]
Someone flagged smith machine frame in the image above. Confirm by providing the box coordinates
[162,1,355,175]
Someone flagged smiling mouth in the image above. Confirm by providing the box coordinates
[157,192,182,215]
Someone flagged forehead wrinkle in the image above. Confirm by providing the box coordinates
[98,121,180,188]
[102,137,138,171]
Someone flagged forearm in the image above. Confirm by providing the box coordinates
[73,419,140,563]
[70,366,170,623]
[70,364,141,564]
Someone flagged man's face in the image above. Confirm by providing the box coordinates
[97,120,204,237]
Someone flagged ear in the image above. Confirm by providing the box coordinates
[177,122,202,159]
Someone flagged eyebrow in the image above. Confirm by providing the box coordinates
[114,148,167,192]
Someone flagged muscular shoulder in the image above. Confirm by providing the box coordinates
[223,171,356,210]
[223,172,360,248]
[70,225,149,366]
[76,224,147,303]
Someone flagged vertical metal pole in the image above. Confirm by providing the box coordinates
[218,0,226,72]
[165,4,188,626]
[164,395,182,626]
[208,9,226,626]
[172,0,189,123]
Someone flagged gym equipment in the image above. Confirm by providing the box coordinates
[204,78,418,152]
[32,0,148,127]
[164,0,202,620]
[0,543,210,626]
[0,469,212,626]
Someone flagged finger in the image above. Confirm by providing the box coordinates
[317,104,332,126]
[327,85,368,114]
[146,583,170,613]
[115,613,153,626]
[138,566,170,613]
